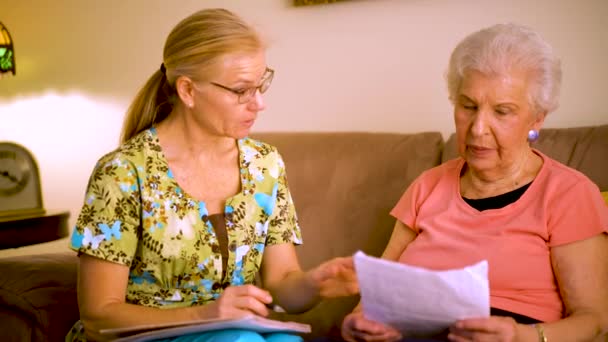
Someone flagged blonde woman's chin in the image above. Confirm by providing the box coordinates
[235,120,256,138]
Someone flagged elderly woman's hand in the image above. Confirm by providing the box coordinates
[308,256,359,298]
[448,316,531,342]
[341,310,403,342]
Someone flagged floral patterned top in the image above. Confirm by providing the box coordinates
[67,128,302,339]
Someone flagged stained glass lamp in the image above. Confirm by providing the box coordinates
[0,22,16,78]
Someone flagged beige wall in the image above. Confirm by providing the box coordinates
[1,0,607,229]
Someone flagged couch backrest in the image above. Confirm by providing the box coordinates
[441,124,608,191]
[252,132,445,270]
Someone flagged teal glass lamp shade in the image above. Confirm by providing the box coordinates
[0,22,16,76]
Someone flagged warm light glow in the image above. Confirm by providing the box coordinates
[0,92,126,227]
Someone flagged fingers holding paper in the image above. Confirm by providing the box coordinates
[341,310,403,342]
[448,316,519,342]
[309,256,359,298]
[210,284,273,319]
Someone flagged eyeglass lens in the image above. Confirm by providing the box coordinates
[239,69,273,103]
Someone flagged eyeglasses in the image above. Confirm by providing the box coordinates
[210,67,274,104]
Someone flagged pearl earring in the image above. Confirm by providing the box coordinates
[527,129,539,142]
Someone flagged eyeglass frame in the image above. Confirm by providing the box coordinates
[209,67,274,104]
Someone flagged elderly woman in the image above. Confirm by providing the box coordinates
[341,23,608,342]
[66,8,357,342]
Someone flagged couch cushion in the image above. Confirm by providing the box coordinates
[442,124,608,191]
[0,252,79,342]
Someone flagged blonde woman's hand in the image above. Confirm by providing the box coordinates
[309,256,359,298]
[341,310,403,342]
[207,284,273,319]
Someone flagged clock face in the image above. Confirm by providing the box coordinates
[0,142,44,217]
[0,144,33,196]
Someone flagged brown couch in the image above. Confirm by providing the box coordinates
[1,125,606,342]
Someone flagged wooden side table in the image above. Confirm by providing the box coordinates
[0,210,70,249]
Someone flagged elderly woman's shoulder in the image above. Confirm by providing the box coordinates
[432,158,463,175]
[539,153,601,192]
[411,158,463,186]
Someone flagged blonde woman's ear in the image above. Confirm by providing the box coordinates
[175,76,196,108]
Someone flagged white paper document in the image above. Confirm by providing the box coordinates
[353,251,490,336]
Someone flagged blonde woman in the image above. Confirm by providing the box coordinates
[67,9,357,342]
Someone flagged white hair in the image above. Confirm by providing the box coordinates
[446,23,562,114]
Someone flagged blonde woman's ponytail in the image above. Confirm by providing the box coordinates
[120,68,173,143]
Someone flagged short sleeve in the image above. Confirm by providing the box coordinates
[390,180,421,233]
[547,179,608,247]
[266,151,303,246]
[390,168,440,235]
[390,161,460,234]
[69,155,141,266]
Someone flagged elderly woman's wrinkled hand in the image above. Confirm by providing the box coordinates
[448,316,522,342]
[309,256,359,298]
[341,310,403,342]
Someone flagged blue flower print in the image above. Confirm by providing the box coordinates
[231,261,245,286]
[119,182,137,192]
[254,243,265,254]
[200,278,213,292]
[197,257,211,270]
[231,245,250,286]
[199,202,209,219]
[70,227,83,249]
[254,183,278,215]
[131,271,156,285]
[99,221,122,241]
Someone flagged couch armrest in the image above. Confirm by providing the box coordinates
[0,252,79,342]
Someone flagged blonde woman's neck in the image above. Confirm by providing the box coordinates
[155,108,237,160]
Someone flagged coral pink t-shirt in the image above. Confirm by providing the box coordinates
[390,150,608,322]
